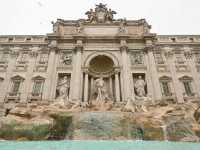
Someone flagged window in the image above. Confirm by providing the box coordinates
[189,38,194,42]
[26,38,31,43]
[40,53,48,62]
[171,38,176,42]
[155,53,164,64]
[8,38,13,43]
[183,82,192,94]
[2,53,9,62]
[195,52,200,63]
[174,53,182,63]
[161,82,170,93]
[12,81,21,93]
[21,53,28,61]
[33,82,42,94]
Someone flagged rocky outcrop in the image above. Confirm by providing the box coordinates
[0,100,200,142]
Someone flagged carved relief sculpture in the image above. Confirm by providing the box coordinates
[51,21,59,33]
[131,53,142,64]
[76,20,84,33]
[85,3,116,23]
[61,53,72,65]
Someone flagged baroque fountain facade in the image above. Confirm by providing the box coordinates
[0,3,200,142]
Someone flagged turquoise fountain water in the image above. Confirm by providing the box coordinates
[0,141,200,150]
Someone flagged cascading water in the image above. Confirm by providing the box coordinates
[151,119,169,141]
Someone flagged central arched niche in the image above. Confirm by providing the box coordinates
[89,55,114,74]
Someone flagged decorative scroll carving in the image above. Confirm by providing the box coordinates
[10,51,19,58]
[29,51,38,58]
[85,3,116,23]
[165,51,173,59]
[184,51,193,59]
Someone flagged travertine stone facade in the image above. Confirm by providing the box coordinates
[0,3,200,114]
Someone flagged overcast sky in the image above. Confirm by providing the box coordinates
[0,0,200,35]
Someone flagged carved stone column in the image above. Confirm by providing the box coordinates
[109,77,113,96]
[0,48,19,107]
[184,49,200,98]
[144,44,162,101]
[164,48,184,103]
[42,46,56,101]
[90,77,94,99]
[115,72,121,102]
[84,72,89,102]
[120,45,132,101]
[72,45,83,100]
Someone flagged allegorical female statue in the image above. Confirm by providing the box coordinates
[57,76,70,98]
[135,75,146,98]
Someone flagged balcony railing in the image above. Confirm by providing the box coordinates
[183,92,197,99]
[27,93,42,103]
[5,92,21,103]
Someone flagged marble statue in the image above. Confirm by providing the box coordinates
[141,94,155,112]
[51,21,59,33]
[76,20,84,33]
[94,76,109,102]
[107,9,116,21]
[119,19,126,34]
[122,94,138,114]
[85,9,95,22]
[143,22,150,34]
[135,75,146,98]
[57,76,70,98]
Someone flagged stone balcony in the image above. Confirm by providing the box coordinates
[162,93,176,101]
[156,61,169,72]
[5,92,21,103]
[183,92,198,100]
[27,93,42,103]
[15,61,28,71]
[34,61,48,71]
[175,61,190,71]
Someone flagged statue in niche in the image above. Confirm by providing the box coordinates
[51,21,59,33]
[57,76,70,98]
[131,53,142,64]
[94,76,109,102]
[85,9,96,22]
[61,54,72,65]
[135,75,146,98]
[107,9,116,21]
[143,22,150,34]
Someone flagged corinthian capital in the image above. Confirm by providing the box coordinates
[74,45,84,53]
[143,44,155,54]
[120,45,129,53]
